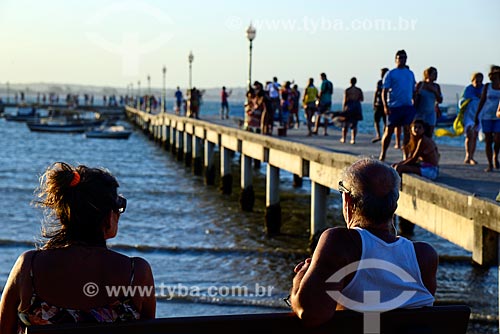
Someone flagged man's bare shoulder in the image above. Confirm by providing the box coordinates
[317,228,361,256]
[412,241,438,263]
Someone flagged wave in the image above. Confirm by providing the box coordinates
[0,240,473,263]
[155,293,289,310]
[0,239,308,258]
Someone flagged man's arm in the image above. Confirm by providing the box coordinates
[382,88,389,115]
[413,241,438,295]
[290,228,357,327]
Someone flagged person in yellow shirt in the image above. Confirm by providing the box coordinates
[302,78,319,136]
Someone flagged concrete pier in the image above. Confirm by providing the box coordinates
[125,106,500,267]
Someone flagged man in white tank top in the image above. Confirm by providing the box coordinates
[289,158,438,327]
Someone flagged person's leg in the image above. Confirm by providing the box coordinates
[402,125,411,147]
[340,125,347,143]
[379,124,395,161]
[373,109,382,142]
[395,164,422,176]
[493,132,500,169]
[427,125,435,138]
[312,111,320,134]
[261,110,268,134]
[351,126,357,144]
[484,132,494,172]
[323,113,328,135]
[464,126,478,164]
[394,126,402,149]
[374,121,381,141]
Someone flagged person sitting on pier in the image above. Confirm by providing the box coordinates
[0,162,156,334]
[288,158,437,327]
[392,119,440,180]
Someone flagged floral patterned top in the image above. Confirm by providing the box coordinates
[17,252,140,333]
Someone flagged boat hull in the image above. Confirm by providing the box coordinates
[27,120,104,133]
[84,131,132,139]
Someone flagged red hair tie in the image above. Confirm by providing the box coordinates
[70,171,81,187]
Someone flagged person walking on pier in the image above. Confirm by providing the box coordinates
[414,67,443,137]
[175,86,183,115]
[340,77,364,144]
[0,162,156,333]
[474,65,500,172]
[288,158,437,327]
[312,72,333,136]
[372,67,389,143]
[266,77,281,126]
[220,86,231,119]
[289,84,301,129]
[379,50,417,161]
[460,72,484,165]
[302,78,319,136]
[392,119,440,180]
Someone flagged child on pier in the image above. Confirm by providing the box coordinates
[392,119,440,180]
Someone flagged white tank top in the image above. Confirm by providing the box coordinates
[480,83,500,120]
[336,227,434,312]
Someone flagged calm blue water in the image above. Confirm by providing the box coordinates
[0,102,496,332]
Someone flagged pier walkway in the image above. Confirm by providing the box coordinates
[126,107,500,268]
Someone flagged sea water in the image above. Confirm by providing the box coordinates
[0,102,496,333]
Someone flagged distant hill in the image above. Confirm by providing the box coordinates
[1,82,465,106]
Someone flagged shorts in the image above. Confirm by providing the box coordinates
[374,105,386,124]
[387,105,416,127]
[420,163,439,180]
[480,119,500,133]
[318,101,331,113]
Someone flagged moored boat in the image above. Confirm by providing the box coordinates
[4,104,46,122]
[84,124,132,139]
[26,109,104,133]
[436,105,456,128]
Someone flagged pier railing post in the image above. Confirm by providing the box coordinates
[184,132,193,167]
[176,126,184,161]
[170,126,176,156]
[265,164,281,235]
[220,147,233,195]
[240,154,254,212]
[193,136,203,176]
[164,124,171,150]
[473,223,498,266]
[204,140,215,185]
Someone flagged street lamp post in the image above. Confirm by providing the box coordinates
[137,80,141,110]
[188,51,194,90]
[246,24,256,88]
[162,66,167,113]
[6,81,10,103]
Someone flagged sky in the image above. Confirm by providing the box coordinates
[0,0,499,92]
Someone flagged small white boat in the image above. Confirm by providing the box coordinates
[84,125,132,139]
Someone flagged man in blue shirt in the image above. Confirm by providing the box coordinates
[313,72,334,136]
[379,50,416,161]
[175,86,183,115]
